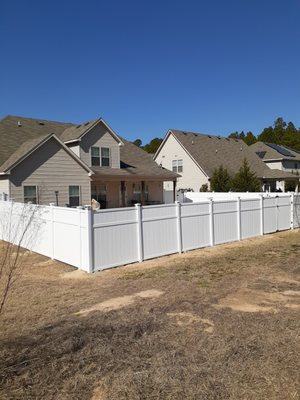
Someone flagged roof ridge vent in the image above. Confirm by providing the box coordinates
[17,121,22,127]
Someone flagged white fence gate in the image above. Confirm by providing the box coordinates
[0,193,299,273]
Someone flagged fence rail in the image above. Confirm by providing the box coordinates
[0,193,299,272]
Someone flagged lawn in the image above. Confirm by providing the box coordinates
[1,230,300,399]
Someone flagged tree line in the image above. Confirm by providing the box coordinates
[133,117,300,153]
[229,117,300,150]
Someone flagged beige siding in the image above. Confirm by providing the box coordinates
[106,182,120,208]
[265,160,283,170]
[80,122,120,168]
[9,138,91,206]
[0,177,10,196]
[147,182,163,202]
[155,134,208,191]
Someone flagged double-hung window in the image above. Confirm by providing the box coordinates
[101,147,110,166]
[91,147,110,166]
[91,147,100,166]
[172,159,183,173]
[24,186,38,204]
[69,186,80,207]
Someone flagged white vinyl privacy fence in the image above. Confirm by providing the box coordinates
[0,193,300,273]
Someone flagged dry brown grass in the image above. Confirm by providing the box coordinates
[1,231,300,399]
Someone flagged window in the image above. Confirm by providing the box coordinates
[172,159,183,173]
[91,147,100,166]
[91,184,107,208]
[24,186,38,204]
[101,147,110,166]
[133,183,141,202]
[69,186,80,207]
[91,147,110,166]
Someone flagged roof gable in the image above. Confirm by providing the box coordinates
[0,133,93,174]
[60,118,124,145]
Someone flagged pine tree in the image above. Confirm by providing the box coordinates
[232,159,261,192]
[210,165,232,192]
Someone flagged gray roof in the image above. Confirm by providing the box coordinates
[92,138,179,180]
[0,115,73,169]
[0,115,178,180]
[250,141,300,161]
[165,130,297,181]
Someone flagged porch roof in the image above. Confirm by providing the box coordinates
[91,138,179,181]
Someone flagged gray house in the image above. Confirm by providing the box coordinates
[0,116,178,207]
[154,129,298,193]
[250,141,300,191]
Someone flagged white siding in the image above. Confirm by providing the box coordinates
[68,144,80,157]
[0,178,9,197]
[265,160,283,170]
[155,134,208,192]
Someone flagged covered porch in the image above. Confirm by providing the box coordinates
[91,177,177,208]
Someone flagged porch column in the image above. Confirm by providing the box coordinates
[121,181,126,207]
[173,180,177,202]
[141,181,145,205]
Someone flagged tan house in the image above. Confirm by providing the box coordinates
[154,129,298,194]
[249,142,300,191]
[0,116,178,207]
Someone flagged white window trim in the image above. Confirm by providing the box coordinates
[69,185,81,207]
[23,185,38,204]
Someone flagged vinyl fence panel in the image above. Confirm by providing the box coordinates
[277,195,292,231]
[181,202,211,251]
[240,198,261,239]
[263,197,277,234]
[93,207,139,271]
[213,200,239,244]
[142,204,178,259]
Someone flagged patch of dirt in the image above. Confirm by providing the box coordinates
[216,285,300,313]
[78,289,164,315]
[168,312,214,333]
[61,270,89,280]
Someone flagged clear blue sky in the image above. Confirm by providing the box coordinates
[1,0,299,143]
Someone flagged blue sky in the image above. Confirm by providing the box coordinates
[1,0,299,143]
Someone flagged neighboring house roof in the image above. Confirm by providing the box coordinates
[249,141,300,161]
[155,129,297,181]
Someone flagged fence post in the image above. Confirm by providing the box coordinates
[209,198,214,246]
[260,194,264,235]
[237,196,241,240]
[135,203,144,262]
[50,203,55,259]
[291,193,294,230]
[86,207,94,273]
[175,201,182,253]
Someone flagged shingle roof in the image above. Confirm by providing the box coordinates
[0,115,178,180]
[0,115,74,168]
[92,138,179,180]
[168,130,297,181]
[60,120,98,142]
[250,141,300,161]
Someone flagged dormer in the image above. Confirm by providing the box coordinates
[61,118,124,169]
